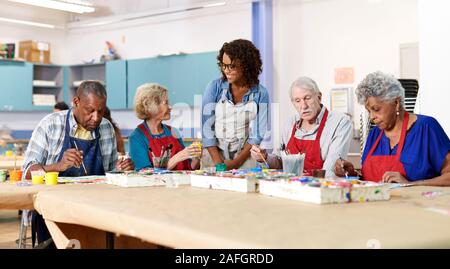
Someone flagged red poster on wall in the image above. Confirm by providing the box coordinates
[334,67,354,84]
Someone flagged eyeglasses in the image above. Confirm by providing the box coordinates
[218,62,237,71]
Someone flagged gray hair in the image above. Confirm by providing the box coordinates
[289,76,320,99]
[134,83,168,120]
[356,71,405,107]
[76,80,107,99]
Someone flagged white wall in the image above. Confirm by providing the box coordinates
[417,0,450,134]
[0,24,66,63]
[272,0,418,148]
[65,4,252,63]
[0,2,67,63]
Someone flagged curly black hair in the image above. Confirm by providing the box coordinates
[217,39,262,88]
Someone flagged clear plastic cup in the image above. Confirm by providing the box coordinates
[281,153,305,176]
[152,156,168,168]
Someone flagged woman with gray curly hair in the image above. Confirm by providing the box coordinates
[335,71,450,186]
[129,83,201,171]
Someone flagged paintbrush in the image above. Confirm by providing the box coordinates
[148,147,157,159]
[259,151,270,169]
[160,144,173,167]
[73,141,88,175]
[240,134,249,152]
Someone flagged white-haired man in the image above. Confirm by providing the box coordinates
[251,76,352,177]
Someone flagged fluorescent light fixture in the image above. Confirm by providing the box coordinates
[203,2,227,8]
[0,16,56,28]
[68,1,227,29]
[8,0,95,14]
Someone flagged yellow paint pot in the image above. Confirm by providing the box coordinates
[45,172,59,185]
[31,170,45,185]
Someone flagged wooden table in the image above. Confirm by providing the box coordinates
[31,184,450,249]
[0,181,158,249]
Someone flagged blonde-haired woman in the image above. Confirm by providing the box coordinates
[129,83,201,171]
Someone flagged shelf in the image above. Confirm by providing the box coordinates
[31,105,54,110]
[69,62,105,67]
[67,64,106,102]
[32,63,63,67]
[32,64,65,108]
[0,58,25,63]
[33,85,61,89]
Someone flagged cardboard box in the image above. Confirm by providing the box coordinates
[19,40,50,64]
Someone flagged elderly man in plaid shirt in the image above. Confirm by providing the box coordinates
[22,80,134,248]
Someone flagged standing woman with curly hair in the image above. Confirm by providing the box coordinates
[201,39,270,170]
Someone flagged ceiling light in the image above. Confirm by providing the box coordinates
[0,16,56,28]
[68,1,226,29]
[203,2,226,8]
[8,0,95,14]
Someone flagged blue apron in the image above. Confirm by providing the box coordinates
[57,109,105,176]
[32,109,105,247]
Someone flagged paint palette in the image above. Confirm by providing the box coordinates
[190,171,258,193]
[105,170,191,188]
[349,180,390,202]
[258,177,390,204]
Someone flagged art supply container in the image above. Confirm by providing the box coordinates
[152,156,168,168]
[191,141,203,158]
[9,169,22,183]
[31,170,45,185]
[215,163,227,172]
[281,153,305,176]
[45,172,59,185]
[0,169,7,182]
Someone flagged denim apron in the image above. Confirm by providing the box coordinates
[32,109,105,247]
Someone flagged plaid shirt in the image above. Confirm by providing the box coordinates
[22,110,118,177]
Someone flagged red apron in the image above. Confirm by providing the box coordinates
[361,112,409,182]
[138,123,191,170]
[286,109,328,175]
